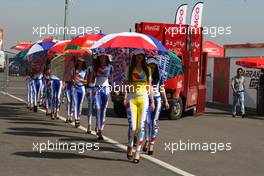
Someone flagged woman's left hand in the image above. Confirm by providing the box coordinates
[165,101,170,109]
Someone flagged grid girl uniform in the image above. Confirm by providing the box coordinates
[126,67,151,152]
[86,66,96,129]
[72,69,87,123]
[32,73,43,110]
[50,75,63,115]
[145,75,164,145]
[26,75,33,108]
[43,74,52,113]
[65,68,75,118]
[94,65,113,131]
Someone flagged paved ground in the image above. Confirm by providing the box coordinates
[0,93,179,176]
[1,73,264,176]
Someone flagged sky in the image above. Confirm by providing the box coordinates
[0,0,263,51]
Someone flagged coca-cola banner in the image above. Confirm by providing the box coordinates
[175,4,188,25]
[163,24,188,56]
[190,2,204,28]
[190,27,202,62]
[140,23,164,42]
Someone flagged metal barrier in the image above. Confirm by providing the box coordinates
[0,54,27,97]
[0,54,8,92]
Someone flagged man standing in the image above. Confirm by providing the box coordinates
[231,68,246,118]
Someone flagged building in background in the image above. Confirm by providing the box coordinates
[204,40,225,104]
[206,42,264,110]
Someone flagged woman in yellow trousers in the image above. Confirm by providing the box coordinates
[124,49,155,163]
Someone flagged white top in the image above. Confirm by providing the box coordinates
[232,76,245,92]
[95,65,113,87]
[152,76,165,97]
[73,69,87,86]
[50,75,60,81]
[33,73,43,80]
[153,83,161,97]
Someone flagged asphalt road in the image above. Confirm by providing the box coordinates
[0,74,264,176]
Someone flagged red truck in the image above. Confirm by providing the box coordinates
[112,22,208,120]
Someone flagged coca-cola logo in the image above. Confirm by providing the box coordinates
[144,25,160,31]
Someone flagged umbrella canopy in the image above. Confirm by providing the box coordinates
[11,42,32,51]
[62,33,103,57]
[236,58,264,69]
[13,38,57,58]
[64,49,92,56]
[26,40,57,57]
[15,49,30,59]
[91,32,167,52]
[36,37,57,43]
[65,33,105,50]
[49,40,70,54]
[48,40,70,59]
[167,51,183,77]
[148,51,183,80]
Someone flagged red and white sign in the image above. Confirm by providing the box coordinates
[203,40,225,58]
[190,2,204,28]
[140,23,164,42]
[175,4,188,25]
[190,27,202,62]
[163,24,188,56]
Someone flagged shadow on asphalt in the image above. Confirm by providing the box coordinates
[13,152,129,162]
[0,102,25,106]
[7,127,87,134]
[0,105,26,117]
[204,111,231,116]
[7,121,64,126]
[204,111,264,120]
[4,127,126,154]
[4,131,69,137]
[4,127,95,141]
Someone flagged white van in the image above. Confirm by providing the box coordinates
[0,50,5,72]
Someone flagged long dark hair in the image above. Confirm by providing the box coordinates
[128,55,149,83]
[151,64,160,85]
[93,56,110,73]
[75,60,87,71]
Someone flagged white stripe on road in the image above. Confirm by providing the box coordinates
[0,91,195,176]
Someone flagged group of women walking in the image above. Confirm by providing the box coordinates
[25,49,170,163]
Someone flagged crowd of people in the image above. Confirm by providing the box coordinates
[25,49,170,163]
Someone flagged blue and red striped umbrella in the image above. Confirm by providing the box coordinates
[26,38,58,57]
[91,32,167,52]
